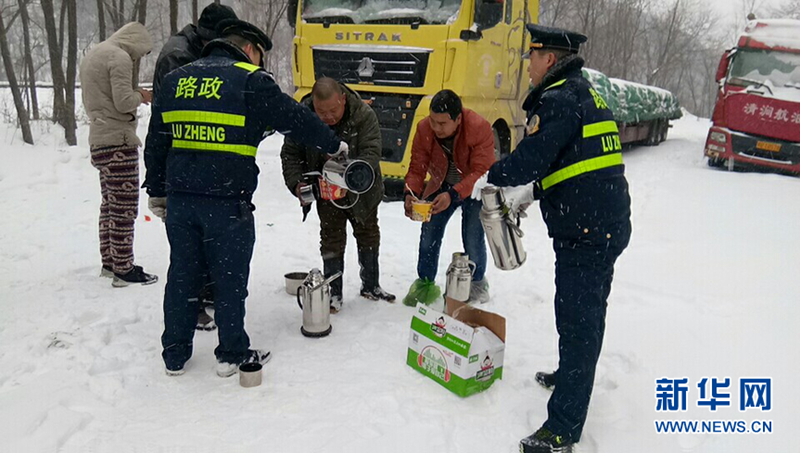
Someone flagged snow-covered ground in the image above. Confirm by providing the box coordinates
[0,108,798,452]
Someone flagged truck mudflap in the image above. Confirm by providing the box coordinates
[705,127,800,173]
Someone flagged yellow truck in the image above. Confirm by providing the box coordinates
[287,0,539,195]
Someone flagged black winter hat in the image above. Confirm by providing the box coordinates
[197,3,238,41]
[216,19,273,53]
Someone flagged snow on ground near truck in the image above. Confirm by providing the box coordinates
[0,107,798,452]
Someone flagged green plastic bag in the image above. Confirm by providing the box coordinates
[402,278,442,307]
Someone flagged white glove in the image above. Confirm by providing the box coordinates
[331,141,349,159]
[502,184,536,215]
[148,197,167,221]
[470,173,491,200]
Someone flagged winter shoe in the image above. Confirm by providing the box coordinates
[330,295,343,314]
[216,349,272,378]
[358,249,395,302]
[402,278,442,307]
[519,427,574,453]
[196,309,217,331]
[100,265,114,278]
[112,265,158,287]
[165,365,185,376]
[468,279,490,304]
[361,286,396,303]
[536,371,556,391]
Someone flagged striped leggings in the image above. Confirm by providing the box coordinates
[91,144,140,275]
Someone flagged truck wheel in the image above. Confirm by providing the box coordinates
[492,125,510,160]
[659,121,669,143]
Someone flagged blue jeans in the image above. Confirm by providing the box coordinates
[162,193,255,369]
[417,194,486,282]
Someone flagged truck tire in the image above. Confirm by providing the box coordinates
[492,124,511,160]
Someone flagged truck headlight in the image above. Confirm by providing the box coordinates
[710,131,727,144]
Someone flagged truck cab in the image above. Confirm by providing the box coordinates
[705,19,800,173]
[288,0,539,194]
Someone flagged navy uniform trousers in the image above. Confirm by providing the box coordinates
[161,192,255,369]
[545,220,631,441]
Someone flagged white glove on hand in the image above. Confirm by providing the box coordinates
[470,172,491,200]
[148,197,167,221]
[502,184,536,215]
[331,141,349,159]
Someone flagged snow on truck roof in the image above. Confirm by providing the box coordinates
[741,19,800,51]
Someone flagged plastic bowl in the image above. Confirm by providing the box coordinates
[285,272,308,295]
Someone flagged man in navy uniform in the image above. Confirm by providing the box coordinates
[477,25,632,452]
[143,19,347,378]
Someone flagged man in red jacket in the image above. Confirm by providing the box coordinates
[402,90,496,305]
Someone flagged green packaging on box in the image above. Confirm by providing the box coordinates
[406,297,506,397]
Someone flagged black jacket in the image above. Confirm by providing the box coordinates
[143,40,340,200]
[488,56,631,239]
[152,24,204,97]
[280,84,384,220]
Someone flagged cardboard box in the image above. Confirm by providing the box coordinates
[406,297,506,397]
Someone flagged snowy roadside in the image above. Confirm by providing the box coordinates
[0,109,798,452]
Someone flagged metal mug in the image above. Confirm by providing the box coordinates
[239,362,263,388]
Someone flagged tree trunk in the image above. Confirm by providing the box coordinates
[132,0,147,86]
[96,0,106,40]
[64,0,78,146]
[58,0,67,54]
[40,0,68,130]
[19,0,39,120]
[169,0,178,35]
[0,10,34,144]
[192,0,198,25]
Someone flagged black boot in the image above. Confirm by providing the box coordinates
[323,256,344,313]
[358,249,395,303]
[535,370,557,391]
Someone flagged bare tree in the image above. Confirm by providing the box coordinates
[771,0,800,18]
[96,0,106,40]
[64,0,77,145]
[192,0,198,25]
[0,6,34,144]
[18,0,38,119]
[169,0,178,35]
[40,0,77,145]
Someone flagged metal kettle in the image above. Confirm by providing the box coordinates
[296,268,342,337]
[479,186,527,270]
[322,156,375,195]
[445,252,476,302]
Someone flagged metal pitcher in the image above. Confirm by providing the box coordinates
[322,157,375,194]
[479,186,527,270]
[296,268,342,337]
[445,252,476,302]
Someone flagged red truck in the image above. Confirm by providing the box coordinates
[705,19,800,173]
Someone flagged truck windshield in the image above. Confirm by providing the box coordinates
[728,49,800,90]
[302,0,461,25]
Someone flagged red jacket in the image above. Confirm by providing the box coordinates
[405,108,496,200]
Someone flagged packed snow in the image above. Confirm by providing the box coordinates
[0,103,798,452]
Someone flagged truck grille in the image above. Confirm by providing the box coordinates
[313,46,430,88]
[731,133,800,165]
[360,92,422,163]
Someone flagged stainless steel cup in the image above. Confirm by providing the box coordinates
[239,362,263,388]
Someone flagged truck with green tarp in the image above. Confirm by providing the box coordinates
[582,68,682,146]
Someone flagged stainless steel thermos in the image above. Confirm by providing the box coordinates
[296,268,342,337]
[479,186,527,270]
[445,252,476,302]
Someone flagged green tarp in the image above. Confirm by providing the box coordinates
[582,68,683,124]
